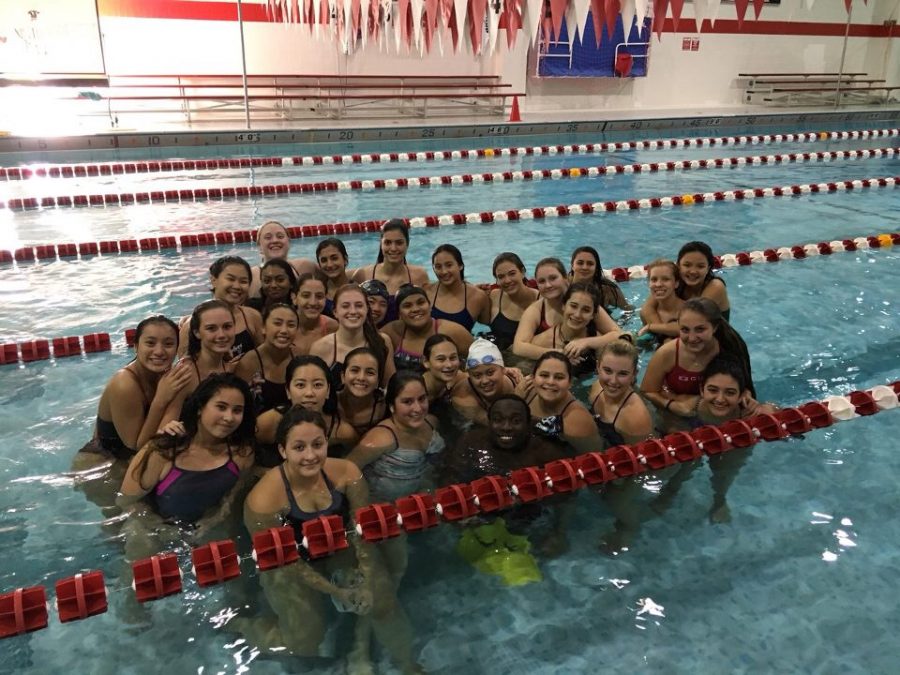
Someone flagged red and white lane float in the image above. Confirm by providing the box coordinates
[1,381,897,638]
[2,174,898,266]
[3,146,896,213]
[2,127,897,181]
[1,229,897,367]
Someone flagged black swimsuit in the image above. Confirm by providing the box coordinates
[489,292,520,351]
[250,347,290,413]
[231,307,257,360]
[279,465,348,543]
[530,397,577,443]
[592,390,634,448]
[93,368,150,459]
[431,284,476,331]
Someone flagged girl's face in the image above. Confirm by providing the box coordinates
[469,363,504,397]
[261,266,293,303]
[279,421,328,477]
[533,358,571,402]
[648,265,678,300]
[536,264,568,301]
[571,252,598,283]
[562,291,595,332]
[334,290,368,329]
[701,373,742,417]
[597,353,636,397]
[194,308,235,356]
[399,293,431,329]
[494,262,525,293]
[288,364,330,411]
[198,387,245,440]
[135,323,178,373]
[295,280,327,321]
[432,252,463,286]
[318,245,348,280]
[424,341,460,383]
[258,224,290,261]
[391,381,429,428]
[211,264,251,306]
[679,309,715,353]
[380,230,408,264]
[342,353,380,398]
[264,307,299,349]
[678,252,710,289]
[366,295,389,326]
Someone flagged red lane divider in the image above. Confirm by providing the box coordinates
[3,145,896,214]
[1,230,896,368]
[2,127,898,182]
[3,382,897,637]
[3,174,898,267]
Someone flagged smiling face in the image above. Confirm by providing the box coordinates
[535,263,568,301]
[342,352,380,398]
[701,373,742,418]
[469,363,504,398]
[648,264,678,300]
[678,309,715,354]
[295,279,327,321]
[424,340,460,384]
[194,307,235,357]
[366,295,388,326]
[488,398,531,451]
[432,251,463,286]
[317,245,348,280]
[198,387,245,440]
[678,252,709,290]
[494,261,525,294]
[334,289,369,329]
[287,364,330,411]
[261,266,293,303]
[597,353,636,400]
[211,263,251,307]
[533,357,571,404]
[399,292,431,329]
[257,223,290,261]
[562,291,595,332]
[391,380,429,428]
[380,229,408,264]
[135,322,178,374]
[279,421,329,477]
[264,306,299,349]
[571,251,598,283]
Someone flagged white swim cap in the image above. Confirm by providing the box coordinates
[467,338,504,370]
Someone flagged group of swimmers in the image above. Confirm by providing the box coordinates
[77,218,774,671]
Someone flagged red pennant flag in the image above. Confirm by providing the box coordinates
[652,0,668,40]
[589,0,606,46]
[669,0,684,32]
[734,0,750,27]
[752,0,765,18]
[468,0,488,52]
[604,0,620,41]
[548,0,567,41]
[503,0,524,49]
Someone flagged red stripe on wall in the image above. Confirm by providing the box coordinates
[97,0,897,38]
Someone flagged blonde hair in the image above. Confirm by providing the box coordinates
[597,339,639,373]
[646,258,679,280]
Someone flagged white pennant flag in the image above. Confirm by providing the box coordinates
[523,0,545,46]
[634,0,649,27]
[571,0,592,41]
[487,0,503,54]
[620,0,636,42]
[453,0,468,52]
[411,0,424,51]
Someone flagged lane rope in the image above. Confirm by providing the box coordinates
[1,127,898,182]
[2,146,897,213]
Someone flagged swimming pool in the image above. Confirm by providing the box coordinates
[1,114,899,673]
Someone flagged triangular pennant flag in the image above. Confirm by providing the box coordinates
[487,0,502,53]
[734,0,749,27]
[751,0,765,19]
[604,0,620,41]
[564,0,580,43]
[468,0,488,53]
[453,0,468,51]
[620,0,635,42]
[844,0,851,12]
[572,0,593,40]
[669,0,683,32]
[523,0,545,46]
[503,0,524,49]
[410,0,424,51]
[634,0,649,26]
[549,0,568,40]
[652,0,668,40]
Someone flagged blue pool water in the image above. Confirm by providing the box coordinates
[1,120,899,674]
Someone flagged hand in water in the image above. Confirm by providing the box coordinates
[335,585,373,615]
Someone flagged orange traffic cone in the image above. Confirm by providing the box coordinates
[508,96,521,123]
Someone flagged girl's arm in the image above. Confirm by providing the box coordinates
[702,278,730,314]
[639,342,678,411]
[378,332,396,384]
[409,265,430,287]
[563,404,603,454]
[468,284,491,327]
[345,426,396,470]
[120,444,168,499]
[617,398,656,445]
[512,302,555,360]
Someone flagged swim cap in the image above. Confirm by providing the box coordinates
[467,337,504,370]
[360,279,389,302]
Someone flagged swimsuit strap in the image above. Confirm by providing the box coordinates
[192,358,202,381]
[374,424,400,450]
[552,326,559,349]
[253,347,267,381]
[332,332,339,363]
[371,263,379,280]
[398,324,408,351]
[279,464,302,514]
[612,391,634,425]
[469,378,491,410]
[327,412,340,440]
[539,300,546,326]
[497,290,504,312]
[122,366,152,408]
[406,264,413,283]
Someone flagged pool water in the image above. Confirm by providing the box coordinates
[1,120,899,674]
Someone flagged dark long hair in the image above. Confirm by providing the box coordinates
[259,258,299,300]
[316,237,349,263]
[187,300,232,359]
[130,315,179,364]
[680,298,755,397]
[570,246,623,310]
[284,354,336,414]
[676,241,719,298]
[275,406,329,450]
[533,350,573,379]
[343,346,385,390]
[492,251,527,279]
[375,219,410,264]
[209,255,252,288]
[432,244,465,281]
[130,373,255,481]
[385,371,428,414]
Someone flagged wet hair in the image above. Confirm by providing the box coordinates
[376,219,410,264]
[134,315,179,348]
[432,244,465,281]
[343,346,384,388]
[262,302,300,325]
[534,257,568,279]
[275,406,329,449]
[296,269,329,291]
[396,284,429,312]
[701,355,749,393]
[187,299,232,359]
[259,258,299,299]
[131,373,255,480]
[423,334,458,360]
[646,258,680,283]
[533,350,573,379]
[492,252,527,278]
[333,284,389,375]
[597,339,640,374]
[209,255,252,284]
[316,238,349,264]
[562,282,600,311]
[256,220,289,244]
[676,241,718,295]
[284,354,336,414]
[570,246,623,310]
[385,370,428,412]
[487,393,531,423]
[679,298,755,397]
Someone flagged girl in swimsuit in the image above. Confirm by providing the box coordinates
[641,297,754,434]
[351,219,429,323]
[120,373,255,527]
[360,278,391,328]
[246,259,298,314]
[529,282,625,377]
[383,285,473,373]
[676,241,731,321]
[338,347,388,437]
[309,284,394,387]
[589,340,654,448]
[316,238,353,317]
[426,244,490,332]
[233,304,299,414]
[487,252,538,353]
[256,355,358,465]
[451,337,519,426]
[638,259,684,345]
[519,351,600,454]
[291,271,338,355]
[569,245,631,312]
[242,407,420,671]
[179,256,263,361]
[248,221,316,299]
[422,334,466,406]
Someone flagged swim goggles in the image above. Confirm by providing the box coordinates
[466,354,498,369]
[359,279,389,301]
